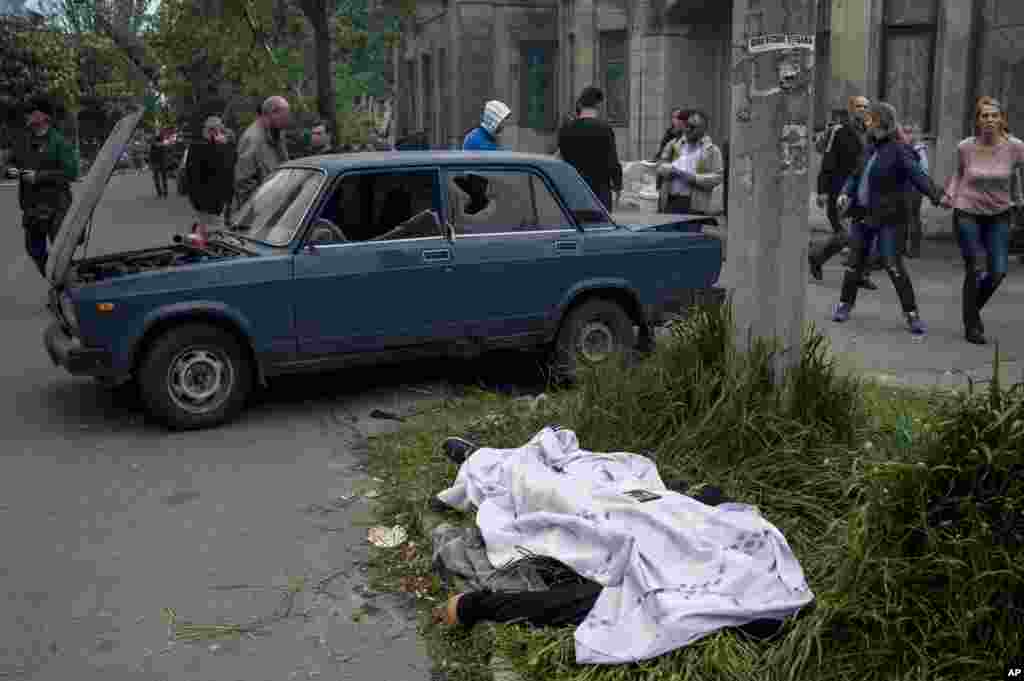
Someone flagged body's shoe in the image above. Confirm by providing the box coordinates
[965,328,987,345]
[858,275,877,290]
[832,302,851,323]
[441,436,477,465]
[906,312,926,336]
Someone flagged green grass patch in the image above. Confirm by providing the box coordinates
[363,299,1023,681]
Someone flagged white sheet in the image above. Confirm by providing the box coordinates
[436,426,814,664]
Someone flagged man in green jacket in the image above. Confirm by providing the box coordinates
[8,96,79,278]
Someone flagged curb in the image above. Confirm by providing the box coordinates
[416,506,525,681]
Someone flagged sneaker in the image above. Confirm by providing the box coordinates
[440,436,477,465]
[907,313,926,336]
[832,302,851,323]
[965,328,987,345]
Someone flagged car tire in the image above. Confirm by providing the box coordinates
[552,298,636,381]
[137,323,253,430]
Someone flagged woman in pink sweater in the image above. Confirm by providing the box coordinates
[942,97,1024,345]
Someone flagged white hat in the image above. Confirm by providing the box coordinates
[481,100,512,135]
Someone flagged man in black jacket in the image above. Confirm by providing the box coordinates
[556,86,623,211]
[8,95,79,278]
[653,108,687,212]
[185,116,235,229]
[809,95,874,285]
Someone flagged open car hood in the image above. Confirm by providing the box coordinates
[47,109,145,288]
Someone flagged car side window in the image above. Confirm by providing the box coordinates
[316,170,443,242]
[446,170,570,236]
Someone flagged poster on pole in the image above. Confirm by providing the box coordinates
[748,33,815,54]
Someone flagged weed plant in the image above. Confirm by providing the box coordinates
[365,300,1022,681]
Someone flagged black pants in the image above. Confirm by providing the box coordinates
[152,166,169,197]
[903,194,923,257]
[665,195,699,215]
[22,202,67,278]
[809,193,849,267]
[839,221,918,314]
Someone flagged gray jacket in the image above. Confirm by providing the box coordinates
[233,120,289,207]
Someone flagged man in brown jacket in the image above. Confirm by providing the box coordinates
[233,95,290,209]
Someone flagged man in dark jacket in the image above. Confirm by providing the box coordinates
[186,116,235,228]
[8,95,79,278]
[556,86,623,211]
[809,95,871,283]
[149,128,173,198]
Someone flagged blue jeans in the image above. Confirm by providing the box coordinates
[956,211,1011,331]
[956,211,1010,276]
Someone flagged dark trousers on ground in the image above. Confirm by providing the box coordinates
[839,221,918,314]
[152,166,169,197]
[810,193,849,266]
[956,210,1011,334]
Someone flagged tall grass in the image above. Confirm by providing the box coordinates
[366,299,1023,681]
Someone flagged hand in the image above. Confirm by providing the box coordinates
[939,193,952,209]
[21,169,36,184]
[815,193,828,209]
[836,194,850,215]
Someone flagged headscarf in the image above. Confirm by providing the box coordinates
[481,100,511,136]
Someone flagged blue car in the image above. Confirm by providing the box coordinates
[44,110,723,430]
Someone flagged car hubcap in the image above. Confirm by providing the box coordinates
[167,347,233,415]
[578,321,616,364]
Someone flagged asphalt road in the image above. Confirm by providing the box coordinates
[0,173,548,680]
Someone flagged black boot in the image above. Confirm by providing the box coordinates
[441,437,478,465]
[962,262,986,344]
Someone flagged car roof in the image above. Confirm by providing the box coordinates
[284,150,567,175]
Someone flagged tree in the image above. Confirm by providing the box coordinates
[297,0,339,136]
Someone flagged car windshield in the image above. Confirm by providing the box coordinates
[231,168,325,245]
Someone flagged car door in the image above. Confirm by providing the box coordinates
[292,168,459,356]
[443,167,584,342]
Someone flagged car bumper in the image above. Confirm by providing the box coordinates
[44,321,115,375]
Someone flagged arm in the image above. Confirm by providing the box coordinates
[903,147,943,204]
[608,127,622,192]
[233,134,262,203]
[692,144,724,189]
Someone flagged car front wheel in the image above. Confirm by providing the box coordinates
[138,323,253,430]
[552,298,636,381]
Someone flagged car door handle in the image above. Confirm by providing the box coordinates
[554,240,578,252]
[421,248,452,263]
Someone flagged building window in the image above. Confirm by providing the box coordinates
[880,0,938,134]
[520,41,558,131]
[600,30,629,127]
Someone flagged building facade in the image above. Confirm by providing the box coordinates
[394,0,1023,187]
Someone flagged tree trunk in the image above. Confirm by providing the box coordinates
[301,0,336,136]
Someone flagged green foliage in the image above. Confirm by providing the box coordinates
[362,300,1022,681]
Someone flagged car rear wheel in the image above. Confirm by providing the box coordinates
[138,323,253,430]
[552,298,636,381]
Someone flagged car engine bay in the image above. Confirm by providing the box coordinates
[70,240,250,284]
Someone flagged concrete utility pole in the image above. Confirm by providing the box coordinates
[726,0,818,378]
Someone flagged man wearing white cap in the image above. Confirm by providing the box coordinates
[463,100,511,151]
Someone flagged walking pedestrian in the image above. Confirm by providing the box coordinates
[186,116,235,231]
[831,102,946,336]
[654,108,688,212]
[940,96,1024,345]
[809,95,877,288]
[556,86,623,211]
[234,95,290,210]
[657,110,724,216]
[149,127,173,198]
[304,120,338,156]
[7,95,78,278]
[463,100,512,151]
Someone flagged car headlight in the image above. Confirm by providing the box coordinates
[59,292,79,331]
